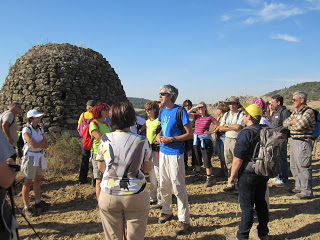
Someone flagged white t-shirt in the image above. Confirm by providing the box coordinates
[130,115,146,134]
[22,124,44,152]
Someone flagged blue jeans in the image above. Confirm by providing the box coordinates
[237,171,269,240]
[216,134,225,164]
[278,140,289,182]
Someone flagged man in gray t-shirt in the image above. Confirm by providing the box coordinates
[0,102,21,149]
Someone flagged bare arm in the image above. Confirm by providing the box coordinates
[217,124,243,132]
[2,122,13,144]
[143,160,152,173]
[91,129,102,142]
[228,157,243,184]
[98,161,106,174]
[23,132,48,149]
[0,159,16,189]
[159,123,193,144]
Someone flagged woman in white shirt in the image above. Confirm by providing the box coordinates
[21,110,49,217]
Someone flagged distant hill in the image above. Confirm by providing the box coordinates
[264,81,320,104]
[128,97,152,109]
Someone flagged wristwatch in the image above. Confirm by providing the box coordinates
[172,136,176,142]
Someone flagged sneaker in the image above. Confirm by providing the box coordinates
[22,208,33,218]
[270,177,278,183]
[289,188,301,194]
[228,236,239,240]
[158,213,173,223]
[173,222,190,235]
[192,174,200,183]
[253,229,269,240]
[223,184,235,192]
[273,178,285,185]
[35,200,50,212]
[204,176,216,187]
[295,193,313,200]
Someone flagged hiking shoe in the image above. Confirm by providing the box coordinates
[35,200,50,212]
[289,188,300,194]
[295,193,313,200]
[150,204,162,209]
[223,184,235,192]
[173,222,190,235]
[158,213,173,223]
[192,174,200,183]
[204,176,216,187]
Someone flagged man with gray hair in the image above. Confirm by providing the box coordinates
[156,84,193,235]
[0,102,22,159]
[283,91,316,199]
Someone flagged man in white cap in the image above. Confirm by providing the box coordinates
[215,96,244,191]
[228,103,269,240]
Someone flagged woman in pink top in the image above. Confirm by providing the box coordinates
[187,102,219,187]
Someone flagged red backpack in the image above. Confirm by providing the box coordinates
[82,120,111,150]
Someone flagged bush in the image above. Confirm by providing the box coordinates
[45,132,82,174]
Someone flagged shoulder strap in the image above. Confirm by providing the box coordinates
[92,120,99,129]
[236,110,242,120]
[176,106,184,133]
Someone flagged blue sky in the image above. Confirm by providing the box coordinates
[1,0,320,104]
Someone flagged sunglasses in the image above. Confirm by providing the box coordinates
[159,92,170,96]
[145,108,153,111]
[184,105,189,107]
[292,98,299,102]
[198,106,204,109]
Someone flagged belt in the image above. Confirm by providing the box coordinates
[28,150,43,153]
[292,137,312,141]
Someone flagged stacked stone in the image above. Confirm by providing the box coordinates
[0,43,127,136]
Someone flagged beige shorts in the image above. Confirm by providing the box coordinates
[22,156,46,179]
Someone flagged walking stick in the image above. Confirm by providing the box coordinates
[14,202,42,240]
[7,186,19,240]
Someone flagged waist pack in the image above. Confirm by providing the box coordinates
[247,126,286,178]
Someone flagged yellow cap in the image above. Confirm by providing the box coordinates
[242,103,262,120]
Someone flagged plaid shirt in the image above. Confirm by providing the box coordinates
[283,105,316,138]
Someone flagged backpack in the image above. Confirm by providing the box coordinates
[301,107,320,140]
[247,126,286,178]
[79,112,93,138]
[82,120,110,150]
[159,106,185,134]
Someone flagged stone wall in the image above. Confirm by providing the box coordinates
[0,43,127,136]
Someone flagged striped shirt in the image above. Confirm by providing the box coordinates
[194,113,216,135]
[283,105,316,138]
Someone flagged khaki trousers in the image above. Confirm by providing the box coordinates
[149,151,161,204]
[224,137,237,174]
[99,191,150,240]
[159,153,190,223]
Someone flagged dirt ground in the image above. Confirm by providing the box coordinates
[12,141,320,240]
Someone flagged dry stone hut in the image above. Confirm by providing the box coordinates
[0,43,127,136]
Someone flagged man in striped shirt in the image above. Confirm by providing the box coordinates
[283,91,316,199]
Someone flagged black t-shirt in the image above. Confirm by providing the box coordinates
[234,124,261,173]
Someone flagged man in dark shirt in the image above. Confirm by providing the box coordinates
[269,95,291,185]
[228,103,269,240]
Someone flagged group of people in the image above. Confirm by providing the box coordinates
[0,104,50,239]
[0,85,317,240]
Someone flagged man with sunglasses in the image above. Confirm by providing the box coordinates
[283,91,316,199]
[215,96,244,192]
[156,84,193,235]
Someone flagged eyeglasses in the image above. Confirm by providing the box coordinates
[159,92,169,96]
[145,108,153,111]
[292,98,299,102]
[184,105,189,107]
[198,106,204,109]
